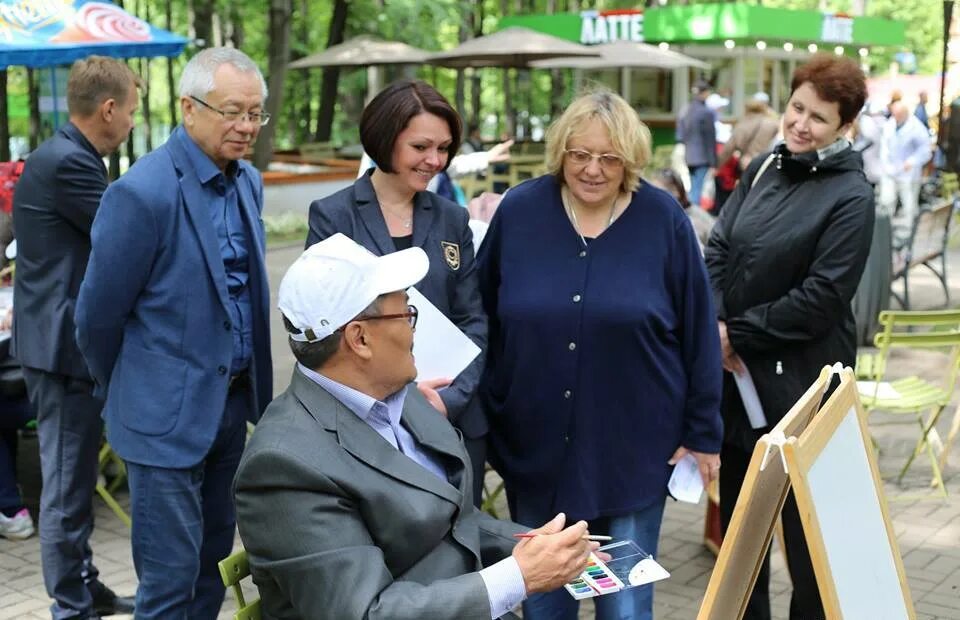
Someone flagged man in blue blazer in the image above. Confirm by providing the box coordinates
[13,56,139,619]
[76,48,273,619]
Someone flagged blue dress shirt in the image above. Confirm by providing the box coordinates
[298,364,527,618]
[179,131,253,374]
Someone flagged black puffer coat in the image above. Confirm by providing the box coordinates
[705,142,875,449]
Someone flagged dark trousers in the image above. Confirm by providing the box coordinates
[0,394,33,511]
[23,367,104,620]
[126,381,248,620]
[719,441,825,620]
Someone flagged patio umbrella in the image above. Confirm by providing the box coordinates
[428,27,600,69]
[288,35,431,103]
[529,41,709,70]
[288,35,431,69]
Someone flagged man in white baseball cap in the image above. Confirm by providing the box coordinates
[234,233,597,619]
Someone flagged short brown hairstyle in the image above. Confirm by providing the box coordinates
[67,55,142,118]
[360,80,462,173]
[790,54,866,127]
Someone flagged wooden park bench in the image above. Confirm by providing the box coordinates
[891,197,957,310]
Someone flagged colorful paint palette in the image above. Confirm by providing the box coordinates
[564,552,626,599]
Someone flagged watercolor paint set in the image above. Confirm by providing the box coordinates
[564,540,670,600]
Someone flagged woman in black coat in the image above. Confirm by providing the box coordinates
[704,54,875,620]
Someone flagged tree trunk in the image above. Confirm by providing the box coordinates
[167,0,178,129]
[455,15,469,119]
[253,0,292,171]
[470,3,484,131]
[291,0,311,143]
[0,71,9,161]
[138,2,153,151]
[191,0,215,48]
[230,1,245,49]
[500,0,514,137]
[314,0,348,143]
[27,68,40,151]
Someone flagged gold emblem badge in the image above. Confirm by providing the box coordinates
[441,241,461,271]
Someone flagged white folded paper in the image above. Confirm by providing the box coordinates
[667,453,704,504]
[407,287,481,382]
[733,365,768,429]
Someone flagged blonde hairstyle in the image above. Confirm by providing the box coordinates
[544,89,650,193]
[67,56,142,117]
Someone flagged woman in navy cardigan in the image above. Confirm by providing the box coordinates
[477,91,723,620]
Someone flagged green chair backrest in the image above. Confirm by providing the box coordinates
[219,549,261,620]
[871,309,960,395]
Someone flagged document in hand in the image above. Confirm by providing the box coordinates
[407,287,481,382]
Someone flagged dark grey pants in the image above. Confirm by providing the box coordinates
[23,368,104,620]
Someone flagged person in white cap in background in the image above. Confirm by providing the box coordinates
[880,100,932,234]
[855,100,886,187]
[233,233,599,620]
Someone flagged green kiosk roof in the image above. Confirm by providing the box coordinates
[501,4,904,48]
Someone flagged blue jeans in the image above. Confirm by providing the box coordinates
[688,165,710,208]
[512,496,668,620]
[126,384,248,620]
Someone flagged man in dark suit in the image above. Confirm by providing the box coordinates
[234,233,595,619]
[12,55,139,620]
[75,47,272,619]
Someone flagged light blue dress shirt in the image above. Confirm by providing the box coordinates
[298,364,526,618]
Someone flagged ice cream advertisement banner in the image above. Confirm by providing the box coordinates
[0,0,185,68]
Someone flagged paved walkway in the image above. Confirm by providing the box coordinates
[3,242,960,619]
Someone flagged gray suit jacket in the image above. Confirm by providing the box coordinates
[305,170,488,438]
[233,367,524,619]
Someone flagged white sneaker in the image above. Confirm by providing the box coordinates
[0,508,34,540]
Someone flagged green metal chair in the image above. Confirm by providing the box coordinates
[857,309,960,497]
[219,549,261,620]
[96,442,131,527]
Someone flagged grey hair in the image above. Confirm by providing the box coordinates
[178,47,268,101]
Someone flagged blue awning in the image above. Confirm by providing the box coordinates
[0,0,187,69]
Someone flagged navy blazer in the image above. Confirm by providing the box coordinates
[76,127,273,468]
[305,171,487,438]
[12,122,106,378]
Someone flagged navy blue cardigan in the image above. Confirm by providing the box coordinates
[477,175,722,521]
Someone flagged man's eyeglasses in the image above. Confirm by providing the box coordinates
[353,305,419,329]
[564,148,625,169]
[190,96,271,126]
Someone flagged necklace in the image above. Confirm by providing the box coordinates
[563,187,620,247]
[380,201,413,229]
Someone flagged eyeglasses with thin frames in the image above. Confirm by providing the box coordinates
[353,305,419,330]
[189,95,271,126]
[564,148,625,169]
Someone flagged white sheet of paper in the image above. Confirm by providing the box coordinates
[667,453,703,504]
[856,381,902,400]
[407,287,481,382]
[733,365,768,429]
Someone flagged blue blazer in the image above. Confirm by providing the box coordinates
[306,171,488,438]
[76,127,273,468]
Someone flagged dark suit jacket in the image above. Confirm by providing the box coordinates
[305,171,488,438]
[234,368,523,619]
[75,126,272,468]
[12,122,106,378]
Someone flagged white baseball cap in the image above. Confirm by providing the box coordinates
[278,233,429,343]
[706,93,730,111]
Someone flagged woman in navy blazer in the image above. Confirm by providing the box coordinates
[305,80,488,507]
[477,91,723,620]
